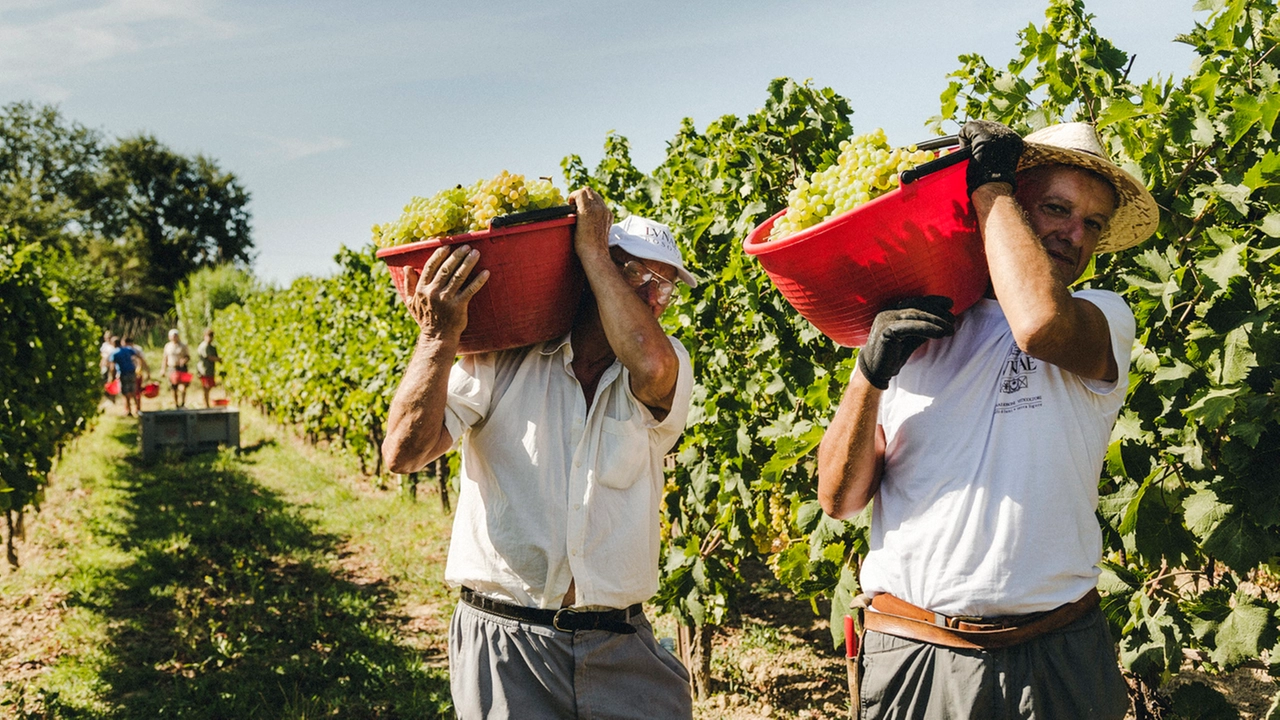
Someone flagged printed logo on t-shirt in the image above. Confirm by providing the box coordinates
[994,343,1043,413]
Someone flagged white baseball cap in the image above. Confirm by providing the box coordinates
[607,215,698,288]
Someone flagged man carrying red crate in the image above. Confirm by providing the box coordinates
[382,187,697,719]
[817,120,1159,719]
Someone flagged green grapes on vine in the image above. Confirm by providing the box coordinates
[372,171,566,248]
[769,128,934,241]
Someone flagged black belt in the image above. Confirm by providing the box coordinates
[460,587,640,635]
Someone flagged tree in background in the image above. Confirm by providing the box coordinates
[0,102,115,323]
[0,102,255,324]
[92,136,255,318]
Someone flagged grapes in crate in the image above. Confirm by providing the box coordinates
[769,129,935,242]
[372,170,565,248]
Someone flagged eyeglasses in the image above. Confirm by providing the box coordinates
[617,260,676,306]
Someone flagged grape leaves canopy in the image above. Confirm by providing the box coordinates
[213,0,1280,708]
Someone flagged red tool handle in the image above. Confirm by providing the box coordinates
[845,614,858,658]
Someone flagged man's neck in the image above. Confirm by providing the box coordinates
[570,302,615,404]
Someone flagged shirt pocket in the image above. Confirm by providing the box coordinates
[594,417,649,490]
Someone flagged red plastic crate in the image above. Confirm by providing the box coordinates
[743,158,988,348]
[376,216,585,354]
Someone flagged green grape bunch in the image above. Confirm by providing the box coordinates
[769,128,935,242]
[372,171,566,248]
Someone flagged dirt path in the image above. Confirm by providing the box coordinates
[0,408,455,717]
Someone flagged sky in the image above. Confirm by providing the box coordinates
[0,0,1204,286]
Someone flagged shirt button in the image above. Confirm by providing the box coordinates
[570,548,579,557]
[573,503,581,511]
[573,458,581,468]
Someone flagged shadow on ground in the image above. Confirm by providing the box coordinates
[41,422,451,719]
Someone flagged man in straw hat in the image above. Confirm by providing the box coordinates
[382,187,696,719]
[817,120,1159,719]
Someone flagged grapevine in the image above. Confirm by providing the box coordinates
[213,3,1280,709]
[0,231,100,565]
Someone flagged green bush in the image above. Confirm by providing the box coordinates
[174,263,257,342]
[0,227,100,563]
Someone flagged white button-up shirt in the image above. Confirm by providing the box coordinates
[441,333,693,610]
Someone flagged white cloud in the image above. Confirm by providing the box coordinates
[251,132,351,162]
[0,0,238,95]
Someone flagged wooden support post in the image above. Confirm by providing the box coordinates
[435,456,451,513]
[677,621,713,700]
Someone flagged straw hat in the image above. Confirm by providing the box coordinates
[1018,122,1159,253]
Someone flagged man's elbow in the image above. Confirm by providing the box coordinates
[1007,303,1077,357]
[632,345,680,403]
[818,485,868,521]
[382,445,417,475]
[384,423,452,474]
[382,433,427,475]
[816,460,870,520]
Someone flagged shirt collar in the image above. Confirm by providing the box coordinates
[541,332,625,388]
[539,333,573,357]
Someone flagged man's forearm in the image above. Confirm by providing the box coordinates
[817,369,885,519]
[382,333,458,473]
[972,185,1072,335]
[580,246,678,406]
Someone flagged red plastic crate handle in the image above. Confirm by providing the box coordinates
[489,204,576,229]
[901,143,971,185]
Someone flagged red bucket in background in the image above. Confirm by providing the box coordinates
[104,379,121,396]
[170,371,193,385]
[142,382,160,398]
[743,148,988,348]
[376,208,585,355]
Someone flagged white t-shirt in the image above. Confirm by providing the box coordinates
[441,334,693,610]
[163,341,190,370]
[860,290,1134,617]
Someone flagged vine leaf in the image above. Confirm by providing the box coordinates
[1210,598,1277,669]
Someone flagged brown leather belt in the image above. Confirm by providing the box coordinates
[460,587,640,635]
[864,588,1100,650]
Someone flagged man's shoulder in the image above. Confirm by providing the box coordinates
[1070,287,1129,312]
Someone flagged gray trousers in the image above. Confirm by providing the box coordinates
[858,606,1129,720]
[448,600,693,720]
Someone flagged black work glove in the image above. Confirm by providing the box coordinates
[958,120,1024,195]
[857,296,957,390]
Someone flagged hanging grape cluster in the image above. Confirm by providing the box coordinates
[372,171,565,248]
[769,129,935,242]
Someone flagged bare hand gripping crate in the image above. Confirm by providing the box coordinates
[139,408,240,461]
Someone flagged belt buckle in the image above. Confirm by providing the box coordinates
[552,607,577,632]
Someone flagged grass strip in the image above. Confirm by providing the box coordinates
[1,410,455,719]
